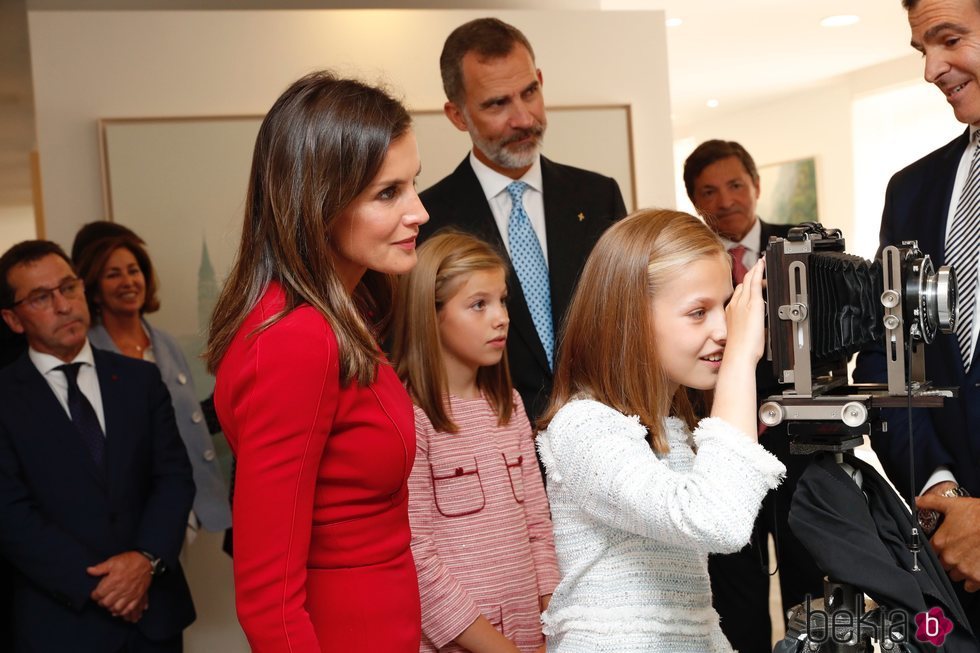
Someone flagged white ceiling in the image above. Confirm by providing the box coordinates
[0,0,929,210]
[601,0,921,128]
[17,0,928,131]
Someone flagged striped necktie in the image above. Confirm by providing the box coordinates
[506,181,555,370]
[948,133,980,371]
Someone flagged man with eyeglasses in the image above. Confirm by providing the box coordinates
[0,240,195,652]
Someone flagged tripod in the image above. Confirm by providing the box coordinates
[776,575,915,652]
[772,433,921,653]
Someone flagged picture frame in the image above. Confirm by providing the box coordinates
[756,156,818,225]
[97,104,637,397]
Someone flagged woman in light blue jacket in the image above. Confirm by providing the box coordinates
[76,233,232,537]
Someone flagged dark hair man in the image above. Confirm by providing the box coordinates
[0,240,195,652]
[854,0,980,630]
[684,140,824,653]
[419,17,628,421]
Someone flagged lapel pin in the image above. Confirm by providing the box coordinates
[577,212,585,222]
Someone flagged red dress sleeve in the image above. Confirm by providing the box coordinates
[218,304,340,652]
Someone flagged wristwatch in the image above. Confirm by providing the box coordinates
[917,485,970,536]
[139,550,166,577]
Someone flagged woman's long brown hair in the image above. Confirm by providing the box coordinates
[205,71,411,385]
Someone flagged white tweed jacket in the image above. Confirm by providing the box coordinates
[537,399,786,652]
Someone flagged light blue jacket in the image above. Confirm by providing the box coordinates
[89,321,232,532]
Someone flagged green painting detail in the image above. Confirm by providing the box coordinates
[757,157,818,226]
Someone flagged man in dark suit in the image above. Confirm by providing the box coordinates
[0,300,23,653]
[419,17,627,421]
[0,240,195,652]
[684,140,823,653]
[854,0,980,628]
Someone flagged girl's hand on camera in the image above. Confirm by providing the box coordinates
[723,257,766,369]
[711,257,764,441]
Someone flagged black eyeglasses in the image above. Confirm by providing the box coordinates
[9,278,85,311]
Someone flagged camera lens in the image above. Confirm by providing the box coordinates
[905,250,957,344]
[930,265,957,335]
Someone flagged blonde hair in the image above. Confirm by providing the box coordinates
[539,209,725,453]
[392,231,513,433]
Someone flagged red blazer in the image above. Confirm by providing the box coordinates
[214,283,420,652]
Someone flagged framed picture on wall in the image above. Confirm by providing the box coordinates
[756,156,818,225]
[97,105,636,400]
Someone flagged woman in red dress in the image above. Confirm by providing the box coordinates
[206,71,429,652]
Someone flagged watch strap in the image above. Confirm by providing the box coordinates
[138,550,165,577]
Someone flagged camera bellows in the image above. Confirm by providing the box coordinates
[807,252,884,361]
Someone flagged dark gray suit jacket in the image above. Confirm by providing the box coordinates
[419,155,627,420]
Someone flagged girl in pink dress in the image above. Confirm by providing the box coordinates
[392,231,560,653]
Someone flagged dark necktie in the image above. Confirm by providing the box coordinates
[948,133,980,372]
[729,245,749,285]
[56,363,105,466]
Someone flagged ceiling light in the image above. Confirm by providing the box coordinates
[666,17,683,28]
[706,99,719,109]
[820,15,860,28]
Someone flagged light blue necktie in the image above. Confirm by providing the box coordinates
[506,181,554,369]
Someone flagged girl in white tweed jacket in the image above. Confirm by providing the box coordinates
[536,209,786,652]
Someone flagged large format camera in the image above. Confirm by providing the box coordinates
[762,223,960,653]
[758,222,957,453]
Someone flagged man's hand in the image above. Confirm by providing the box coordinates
[916,494,980,592]
[121,594,150,623]
[87,551,152,617]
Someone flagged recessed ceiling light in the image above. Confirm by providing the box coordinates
[706,99,719,109]
[666,17,683,28]
[820,14,860,28]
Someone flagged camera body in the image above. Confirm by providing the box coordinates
[759,222,957,453]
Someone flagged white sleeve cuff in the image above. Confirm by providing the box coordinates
[920,466,957,496]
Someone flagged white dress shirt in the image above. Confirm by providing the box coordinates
[469,151,549,265]
[28,339,106,434]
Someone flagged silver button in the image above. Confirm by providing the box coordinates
[177,373,188,385]
[203,449,216,462]
[192,411,203,424]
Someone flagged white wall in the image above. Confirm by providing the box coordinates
[28,9,674,249]
[852,80,965,259]
[0,205,36,253]
[674,53,958,254]
[675,79,855,238]
[26,9,672,650]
